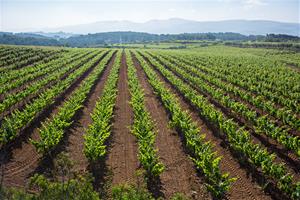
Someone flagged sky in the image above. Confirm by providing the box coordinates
[0,0,299,32]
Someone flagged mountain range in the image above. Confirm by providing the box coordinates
[44,18,300,36]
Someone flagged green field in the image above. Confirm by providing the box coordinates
[0,44,299,200]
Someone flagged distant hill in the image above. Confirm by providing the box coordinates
[62,32,263,47]
[45,18,300,36]
[1,31,299,47]
[0,32,61,46]
[0,32,49,39]
[32,31,77,39]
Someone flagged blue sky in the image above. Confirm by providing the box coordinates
[0,0,299,32]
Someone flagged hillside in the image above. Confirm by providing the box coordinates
[0,31,264,47]
[45,18,300,36]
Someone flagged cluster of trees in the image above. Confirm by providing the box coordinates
[225,41,300,51]
[0,31,298,47]
[0,33,61,46]
[266,34,300,42]
[63,32,265,47]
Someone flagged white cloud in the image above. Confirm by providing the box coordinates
[243,0,267,9]
[217,0,267,6]
[168,8,176,12]
[191,9,196,13]
[215,0,269,12]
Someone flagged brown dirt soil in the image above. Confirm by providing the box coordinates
[148,53,300,178]
[106,52,139,187]
[0,51,97,121]
[134,52,274,200]
[0,51,87,102]
[0,51,110,188]
[5,51,55,71]
[132,53,211,200]
[64,53,117,174]
[171,53,299,118]
[161,54,299,136]
[184,56,299,137]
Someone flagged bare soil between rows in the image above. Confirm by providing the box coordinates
[147,52,300,178]
[135,51,275,200]
[1,49,294,200]
[105,51,139,190]
[132,52,211,200]
[0,51,111,188]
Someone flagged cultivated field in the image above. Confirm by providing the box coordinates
[0,45,299,199]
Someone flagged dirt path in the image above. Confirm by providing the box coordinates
[106,52,139,187]
[0,51,109,188]
[132,54,211,200]
[64,53,117,174]
[133,52,272,200]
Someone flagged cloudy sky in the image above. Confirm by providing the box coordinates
[0,0,299,32]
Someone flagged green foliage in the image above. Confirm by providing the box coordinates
[148,52,300,157]
[112,184,154,200]
[0,49,102,145]
[170,193,189,200]
[0,50,83,95]
[27,174,99,200]
[29,152,99,200]
[0,186,33,200]
[126,50,164,178]
[30,51,113,154]
[84,51,121,161]
[0,33,61,46]
[0,152,100,200]
[137,49,300,199]
[134,51,235,198]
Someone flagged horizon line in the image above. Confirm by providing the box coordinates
[2,17,299,33]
